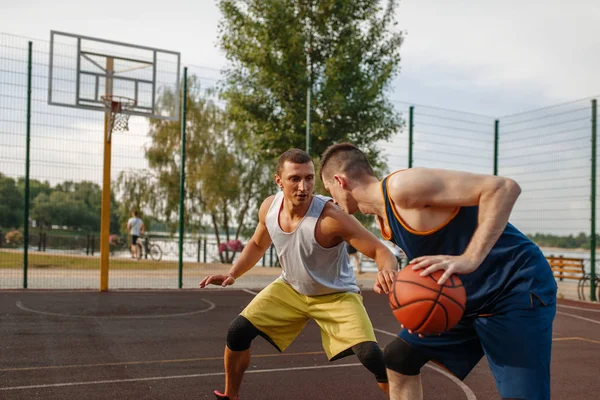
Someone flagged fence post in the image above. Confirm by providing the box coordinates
[203,239,207,264]
[558,255,564,282]
[23,41,33,289]
[269,244,274,266]
[306,86,312,155]
[42,232,47,252]
[591,99,597,301]
[494,119,499,176]
[177,67,188,289]
[91,234,95,256]
[408,106,414,168]
[197,239,201,263]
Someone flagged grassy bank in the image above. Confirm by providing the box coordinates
[0,250,179,270]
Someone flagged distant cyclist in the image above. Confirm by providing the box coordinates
[127,210,145,259]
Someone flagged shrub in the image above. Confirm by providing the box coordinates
[218,239,245,254]
[5,230,23,245]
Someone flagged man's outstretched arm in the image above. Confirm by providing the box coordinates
[200,196,274,288]
[321,203,398,294]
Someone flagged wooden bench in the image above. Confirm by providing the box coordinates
[546,255,600,300]
[546,255,585,282]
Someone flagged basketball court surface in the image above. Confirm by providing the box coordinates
[1,289,598,399]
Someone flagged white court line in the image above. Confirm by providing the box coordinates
[557,304,600,313]
[556,311,600,325]
[373,328,477,400]
[242,289,475,399]
[0,364,361,391]
[15,299,216,319]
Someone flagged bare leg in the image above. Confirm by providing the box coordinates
[130,244,136,258]
[388,369,423,400]
[224,346,250,398]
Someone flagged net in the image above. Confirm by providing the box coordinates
[101,95,136,134]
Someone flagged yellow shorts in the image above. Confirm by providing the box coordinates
[240,279,377,360]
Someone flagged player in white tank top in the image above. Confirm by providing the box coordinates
[265,191,359,296]
[200,149,399,400]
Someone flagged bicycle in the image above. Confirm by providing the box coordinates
[134,235,163,261]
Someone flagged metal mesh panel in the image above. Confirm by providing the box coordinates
[500,99,595,283]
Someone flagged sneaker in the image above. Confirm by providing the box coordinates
[214,390,239,400]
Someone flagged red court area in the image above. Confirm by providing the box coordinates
[0,290,598,399]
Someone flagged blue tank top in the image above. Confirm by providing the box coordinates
[380,173,557,316]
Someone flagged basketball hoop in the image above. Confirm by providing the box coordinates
[101,95,136,137]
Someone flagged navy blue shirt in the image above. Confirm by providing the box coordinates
[380,173,557,316]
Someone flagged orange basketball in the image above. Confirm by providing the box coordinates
[389,267,466,335]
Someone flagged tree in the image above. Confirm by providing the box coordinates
[17,177,51,202]
[30,181,120,233]
[218,0,403,165]
[121,76,273,263]
[0,173,24,229]
[115,169,158,234]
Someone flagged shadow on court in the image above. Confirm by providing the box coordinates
[0,290,598,399]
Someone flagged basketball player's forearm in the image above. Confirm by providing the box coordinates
[374,250,399,272]
[463,223,504,266]
[227,241,268,279]
[463,181,520,265]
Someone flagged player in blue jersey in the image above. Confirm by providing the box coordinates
[319,143,557,400]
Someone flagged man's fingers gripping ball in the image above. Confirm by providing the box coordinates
[376,270,397,294]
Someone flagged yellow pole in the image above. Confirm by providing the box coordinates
[99,57,114,292]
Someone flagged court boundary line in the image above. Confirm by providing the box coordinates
[0,363,364,391]
[557,304,600,313]
[15,298,216,319]
[5,335,595,374]
[552,337,600,344]
[0,351,325,373]
[556,311,600,325]
[373,328,477,400]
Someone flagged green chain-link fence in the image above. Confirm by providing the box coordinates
[0,32,597,299]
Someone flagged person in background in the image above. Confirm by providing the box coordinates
[127,210,145,259]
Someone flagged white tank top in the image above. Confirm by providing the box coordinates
[266,191,359,296]
[128,217,143,236]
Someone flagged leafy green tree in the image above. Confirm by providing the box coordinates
[119,76,273,263]
[218,0,403,165]
[17,178,52,202]
[527,232,596,249]
[30,181,119,233]
[0,173,24,229]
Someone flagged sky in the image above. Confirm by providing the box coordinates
[1,0,600,238]
[2,0,600,115]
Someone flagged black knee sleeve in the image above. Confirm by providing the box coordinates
[226,315,260,351]
[352,341,388,383]
[383,338,430,376]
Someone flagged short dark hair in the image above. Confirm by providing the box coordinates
[277,148,313,175]
[131,210,138,216]
[319,143,375,181]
